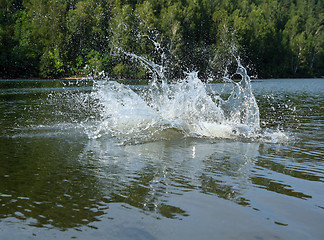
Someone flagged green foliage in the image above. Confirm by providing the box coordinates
[112,63,128,78]
[0,0,323,79]
[84,50,104,78]
[40,48,64,78]
[66,0,108,55]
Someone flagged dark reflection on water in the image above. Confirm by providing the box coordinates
[0,137,104,230]
[79,138,260,213]
[0,136,260,227]
[0,78,324,239]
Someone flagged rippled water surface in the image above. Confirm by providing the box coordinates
[0,78,323,239]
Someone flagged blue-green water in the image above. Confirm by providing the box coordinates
[0,78,323,239]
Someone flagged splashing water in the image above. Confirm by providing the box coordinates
[80,53,289,144]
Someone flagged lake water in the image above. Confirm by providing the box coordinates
[0,78,323,239]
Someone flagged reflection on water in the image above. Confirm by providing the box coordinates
[0,78,324,239]
[80,138,260,213]
[1,134,323,231]
[0,137,103,230]
[0,135,261,228]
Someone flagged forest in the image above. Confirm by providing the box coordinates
[0,0,323,79]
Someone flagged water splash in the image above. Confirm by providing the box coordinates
[222,60,260,129]
[78,51,290,145]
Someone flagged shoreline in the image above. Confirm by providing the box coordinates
[0,75,323,81]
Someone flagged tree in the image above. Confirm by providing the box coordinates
[0,0,323,79]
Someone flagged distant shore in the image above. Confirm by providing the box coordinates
[1,75,323,81]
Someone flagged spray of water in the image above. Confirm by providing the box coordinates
[76,46,291,145]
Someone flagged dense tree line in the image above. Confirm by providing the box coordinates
[0,0,323,79]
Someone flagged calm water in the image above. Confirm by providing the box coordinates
[0,78,323,239]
